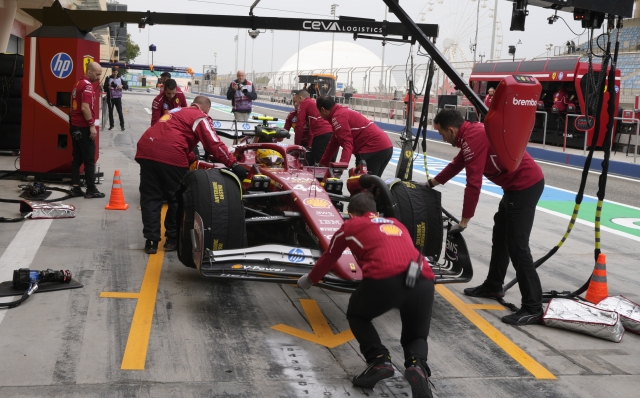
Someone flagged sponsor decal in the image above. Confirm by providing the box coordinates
[51,52,73,79]
[349,263,356,272]
[319,220,341,225]
[316,211,334,217]
[323,234,334,240]
[380,224,402,236]
[82,55,94,73]
[163,103,169,110]
[615,85,619,93]
[293,184,322,192]
[304,198,331,208]
[288,248,305,263]
[402,181,416,189]
[445,239,458,261]
[159,114,172,122]
[232,266,286,272]
[416,222,426,248]
[168,107,182,113]
[242,123,251,130]
[552,72,557,80]
[370,217,393,224]
[302,20,382,33]
[574,115,595,132]
[213,182,225,203]
[213,121,222,128]
[176,98,180,104]
[405,150,412,159]
[319,227,340,232]
[281,177,315,183]
[512,97,537,107]
[232,264,243,269]
[343,249,352,255]
[277,143,289,147]
[558,72,564,80]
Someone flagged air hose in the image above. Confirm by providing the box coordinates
[504,21,621,297]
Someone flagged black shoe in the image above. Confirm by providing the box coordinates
[121,126,125,131]
[352,355,394,389]
[502,309,543,325]
[70,186,85,197]
[163,239,177,252]
[404,358,433,398]
[145,240,158,254]
[85,189,106,199]
[463,284,505,299]
[108,126,114,130]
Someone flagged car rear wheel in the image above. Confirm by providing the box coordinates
[176,168,247,268]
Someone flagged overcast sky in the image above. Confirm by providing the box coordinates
[125,0,599,75]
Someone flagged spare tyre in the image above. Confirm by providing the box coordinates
[176,168,247,268]
[0,54,24,77]
[388,179,443,261]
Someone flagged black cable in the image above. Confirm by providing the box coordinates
[557,16,587,37]
[0,283,36,308]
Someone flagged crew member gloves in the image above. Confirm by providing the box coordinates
[449,223,466,234]
[297,274,313,289]
[231,164,249,181]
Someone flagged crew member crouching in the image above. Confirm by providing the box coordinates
[298,193,435,397]
[316,96,393,177]
[135,96,248,255]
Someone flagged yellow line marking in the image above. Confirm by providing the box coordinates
[467,304,507,310]
[435,285,556,380]
[100,292,140,299]
[99,205,167,370]
[272,299,355,348]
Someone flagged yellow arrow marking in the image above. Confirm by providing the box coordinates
[272,299,355,348]
[436,285,556,379]
[101,205,167,370]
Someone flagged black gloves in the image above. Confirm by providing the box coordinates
[231,163,248,181]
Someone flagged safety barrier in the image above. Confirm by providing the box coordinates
[537,111,549,149]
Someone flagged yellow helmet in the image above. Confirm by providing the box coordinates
[256,149,284,167]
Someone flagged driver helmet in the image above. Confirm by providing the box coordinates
[256,149,284,167]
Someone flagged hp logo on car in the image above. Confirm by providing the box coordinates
[50,52,73,79]
[242,123,251,130]
[288,248,305,263]
[213,121,222,128]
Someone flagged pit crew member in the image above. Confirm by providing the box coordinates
[295,90,334,165]
[226,70,257,122]
[553,85,569,112]
[69,61,106,199]
[484,87,495,108]
[135,95,248,255]
[316,96,393,177]
[428,109,545,325]
[151,79,188,126]
[297,192,435,397]
[158,72,171,88]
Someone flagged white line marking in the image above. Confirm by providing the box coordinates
[144,107,152,115]
[0,219,53,325]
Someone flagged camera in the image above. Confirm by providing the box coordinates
[71,128,83,141]
[110,81,117,89]
[236,83,245,91]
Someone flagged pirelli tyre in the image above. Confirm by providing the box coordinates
[176,168,247,268]
[389,179,443,261]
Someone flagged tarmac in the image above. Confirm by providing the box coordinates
[0,90,638,397]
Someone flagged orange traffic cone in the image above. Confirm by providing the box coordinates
[105,170,129,210]
[585,253,608,304]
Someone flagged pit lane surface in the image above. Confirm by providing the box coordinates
[0,91,638,397]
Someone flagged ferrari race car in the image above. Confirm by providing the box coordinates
[176,116,473,292]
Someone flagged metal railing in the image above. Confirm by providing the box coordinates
[614,117,640,163]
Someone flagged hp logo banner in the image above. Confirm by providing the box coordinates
[242,123,251,130]
[51,53,73,79]
[288,248,305,263]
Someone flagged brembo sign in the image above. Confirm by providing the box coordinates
[512,98,537,107]
[302,20,383,33]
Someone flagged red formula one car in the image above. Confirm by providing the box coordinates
[176,116,472,292]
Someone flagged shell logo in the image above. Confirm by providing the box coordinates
[380,224,402,236]
[159,114,172,122]
[304,198,331,208]
[231,264,243,269]
[552,72,557,80]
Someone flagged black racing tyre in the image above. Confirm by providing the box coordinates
[0,77,22,98]
[389,180,443,261]
[0,123,21,150]
[176,168,247,268]
[0,54,24,77]
[0,98,22,124]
